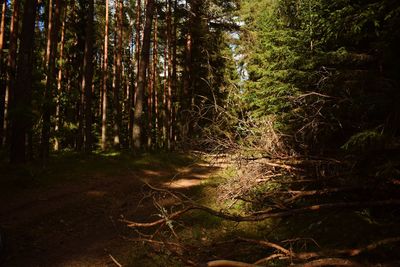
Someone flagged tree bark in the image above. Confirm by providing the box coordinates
[101,0,109,151]
[132,0,155,151]
[130,0,141,148]
[10,0,37,163]
[0,0,7,147]
[54,3,67,151]
[82,0,94,152]
[41,0,62,159]
[113,0,123,149]
[4,0,20,147]
[182,0,193,140]
[152,11,159,148]
[166,0,173,150]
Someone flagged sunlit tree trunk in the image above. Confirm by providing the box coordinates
[54,3,67,151]
[10,0,37,163]
[171,0,177,146]
[101,0,109,151]
[166,0,173,150]
[152,12,159,148]
[133,0,154,151]
[113,0,123,148]
[41,0,62,158]
[0,0,7,147]
[3,0,19,147]
[130,0,142,147]
[147,6,159,149]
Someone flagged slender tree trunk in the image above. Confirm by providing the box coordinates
[163,40,167,148]
[182,0,193,140]
[113,0,123,148]
[130,0,141,147]
[0,0,7,146]
[3,0,19,147]
[82,0,94,152]
[166,0,173,150]
[147,8,158,149]
[101,0,109,151]
[10,0,37,163]
[54,3,67,151]
[171,0,177,146]
[152,12,159,148]
[132,0,154,151]
[41,0,62,158]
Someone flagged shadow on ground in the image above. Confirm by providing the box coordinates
[0,151,220,267]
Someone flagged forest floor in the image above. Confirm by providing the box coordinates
[0,152,221,267]
[1,152,400,267]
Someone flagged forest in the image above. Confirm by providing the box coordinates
[0,0,400,266]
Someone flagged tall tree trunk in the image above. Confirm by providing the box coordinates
[101,0,109,151]
[181,0,196,140]
[182,28,192,139]
[113,0,123,148]
[171,0,177,146]
[0,0,7,146]
[130,0,141,148]
[41,0,62,159]
[132,0,155,151]
[166,0,173,150]
[54,3,67,151]
[152,11,159,148]
[10,0,37,163]
[3,0,19,147]
[147,7,158,149]
[82,0,94,152]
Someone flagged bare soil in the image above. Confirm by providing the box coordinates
[0,159,219,267]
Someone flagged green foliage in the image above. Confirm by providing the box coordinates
[341,129,385,152]
[237,0,400,154]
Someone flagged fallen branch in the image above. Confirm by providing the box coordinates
[287,236,400,260]
[253,253,288,264]
[206,260,261,267]
[236,237,291,255]
[123,200,400,227]
[109,254,123,267]
[291,258,361,267]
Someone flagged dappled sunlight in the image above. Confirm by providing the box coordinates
[163,178,203,189]
[142,169,163,176]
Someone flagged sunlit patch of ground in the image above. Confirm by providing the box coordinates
[0,151,221,267]
[163,178,203,189]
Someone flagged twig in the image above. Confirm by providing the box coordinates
[253,253,288,264]
[206,260,262,267]
[122,200,400,227]
[236,237,292,256]
[109,254,123,267]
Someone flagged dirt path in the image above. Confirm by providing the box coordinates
[0,161,219,267]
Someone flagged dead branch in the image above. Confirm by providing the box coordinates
[206,260,261,267]
[123,200,400,228]
[126,237,191,251]
[291,258,361,267]
[253,253,288,264]
[282,187,364,204]
[236,237,292,255]
[109,254,123,267]
[291,236,400,261]
[253,159,303,171]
